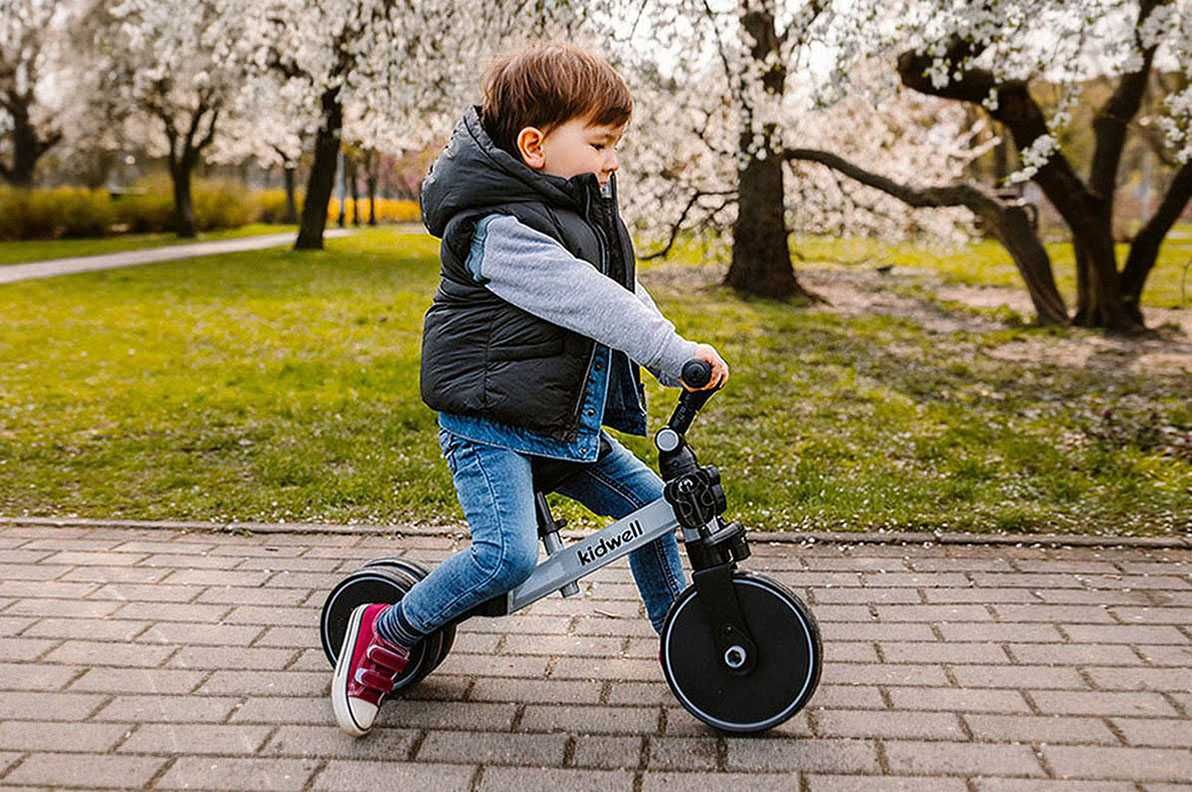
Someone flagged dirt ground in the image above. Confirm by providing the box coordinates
[645,261,1192,377]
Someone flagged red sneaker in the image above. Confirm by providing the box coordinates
[332,603,410,736]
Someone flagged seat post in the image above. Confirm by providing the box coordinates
[535,491,580,597]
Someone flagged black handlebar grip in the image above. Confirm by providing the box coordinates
[681,359,712,389]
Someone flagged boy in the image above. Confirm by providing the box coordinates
[332,42,729,737]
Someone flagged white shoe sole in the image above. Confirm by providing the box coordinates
[332,604,372,737]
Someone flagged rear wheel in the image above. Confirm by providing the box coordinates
[360,556,456,668]
[319,566,441,693]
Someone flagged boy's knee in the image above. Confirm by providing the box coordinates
[475,540,539,592]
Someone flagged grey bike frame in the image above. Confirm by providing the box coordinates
[497,496,707,615]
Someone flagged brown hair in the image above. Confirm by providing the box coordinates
[481,42,633,161]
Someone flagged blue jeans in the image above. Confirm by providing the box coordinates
[388,427,688,638]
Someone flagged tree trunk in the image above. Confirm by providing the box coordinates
[295,86,342,251]
[1120,161,1192,321]
[282,166,298,224]
[981,204,1068,324]
[169,158,197,238]
[0,97,59,187]
[1073,236,1091,325]
[727,148,804,298]
[349,156,360,227]
[722,3,813,301]
[367,176,378,226]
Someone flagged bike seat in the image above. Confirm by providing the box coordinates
[531,431,614,494]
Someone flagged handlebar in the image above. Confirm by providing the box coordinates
[668,358,721,436]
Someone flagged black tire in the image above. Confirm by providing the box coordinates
[319,566,440,693]
[360,556,457,669]
[659,570,822,734]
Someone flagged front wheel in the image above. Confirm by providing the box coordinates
[659,570,821,734]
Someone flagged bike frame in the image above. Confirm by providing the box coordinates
[473,497,709,618]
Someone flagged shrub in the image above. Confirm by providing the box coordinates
[0,185,116,240]
[326,197,419,225]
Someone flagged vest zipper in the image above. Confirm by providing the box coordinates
[565,178,606,440]
[603,176,647,418]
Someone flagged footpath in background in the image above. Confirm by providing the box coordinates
[0,521,1188,791]
[0,229,355,285]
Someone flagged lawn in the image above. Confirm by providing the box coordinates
[791,223,1192,311]
[0,227,1187,535]
[0,224,298,266]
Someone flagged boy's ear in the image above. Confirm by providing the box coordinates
[516,126,547,170]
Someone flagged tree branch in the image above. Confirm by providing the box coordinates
[641,188,738,260]
[1121,160,1192,305]
[1089,0,1163,200]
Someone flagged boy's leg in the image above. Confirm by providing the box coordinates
[551,431,688,634]
[376,430,541,645]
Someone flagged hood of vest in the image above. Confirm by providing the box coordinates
[420,105,604,238]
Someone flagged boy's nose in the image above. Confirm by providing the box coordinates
[606,151,619,173]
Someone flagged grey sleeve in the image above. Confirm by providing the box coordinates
[633,279,685,387]
[467,214,698,386]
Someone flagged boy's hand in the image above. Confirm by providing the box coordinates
[681,343,729,392]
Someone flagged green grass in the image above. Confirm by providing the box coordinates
[0,224,298,266]
[790,223,1192,311]
[0,226,1188,536]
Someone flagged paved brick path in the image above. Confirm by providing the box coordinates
[0,229,356,285]
[0,523,1188,791]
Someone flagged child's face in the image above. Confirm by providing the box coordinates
[516,116,627,188]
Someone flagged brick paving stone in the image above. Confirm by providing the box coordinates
[0,661,82,690]
[92,694,241,723]
[1007,643,1143,665]
[883,740,1046,776]
[806,777,969,792]
[157,757,320,791]
[89,583,204,602]
[1133,644,1192,666]
[119,723,272,755]
[61,566,170,584]
[520,704,660,734]
[813,709,965,740]
[138,622,264,646]
[821,662,948,687]
[417,731,568,766]
[23,617,149,641]
[0,721,129,752]
[469,677,603,704]
[199,669,328,696]
[476,766,633,792]
[4,753,166,788]
[1030,689,1177,717]
[0,691,106,721]
[435,653,552,677]
[168,645,296,670]
[723,737,879,773]
[0,637,58,661]
[949,664,1087,689]
[45,639,174,667]
[608,682,673,706]
[262,725,419,759]
[1062,624,1188,644]
[1084,666,1191,691]
[1043,745,1192,782]
[5,598,122,617]
[571,735,643,769]
[887,686,1031,713]
[963,713,1119,744]
[811,684,886,709]
[645,736,718,770]
[114,601,231,622]
[974,781,1138,792]
[1110,717,1192,748]
[70,667,205,694]
[1111,606,1192,624]
[879,641,1012,664]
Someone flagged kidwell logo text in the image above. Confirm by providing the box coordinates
[577,521,644,565]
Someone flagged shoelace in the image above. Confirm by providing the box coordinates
[353,641,409,691]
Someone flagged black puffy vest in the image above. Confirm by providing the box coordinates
[418,106,644,442]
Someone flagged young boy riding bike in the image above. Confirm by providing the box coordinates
[332,41,730,737]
